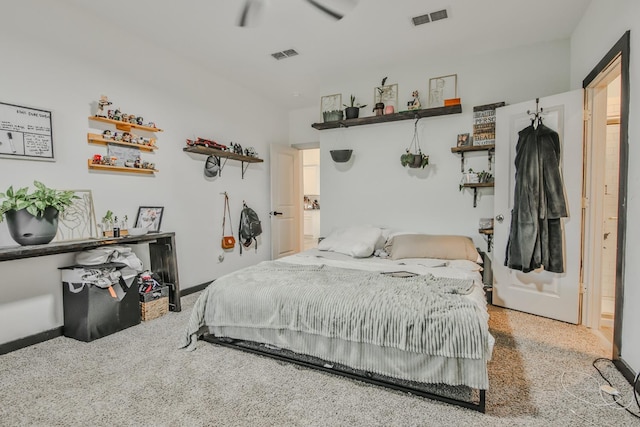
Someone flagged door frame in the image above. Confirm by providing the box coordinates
[582,31,630,372]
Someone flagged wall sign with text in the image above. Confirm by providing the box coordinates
[0,101,54,161]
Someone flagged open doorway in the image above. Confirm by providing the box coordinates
[581,32,629,361]
[302,148,321,250]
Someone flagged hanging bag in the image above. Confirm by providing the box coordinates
[221,192,236,249]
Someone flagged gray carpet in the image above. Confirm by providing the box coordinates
[0,292,638,427]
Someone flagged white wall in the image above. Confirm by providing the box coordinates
[570,0,640,373]
[302,40,571,250]
[0,1,288,344]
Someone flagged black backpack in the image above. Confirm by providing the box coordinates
[238,202,262,254]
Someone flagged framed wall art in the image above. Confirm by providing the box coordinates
[374,83,398,113]
[456,133,471,148]
[320,94,342,115]
[428,74,458,108]
[0,101,54,161]
[53,190,98,242]
[135,206,164,232]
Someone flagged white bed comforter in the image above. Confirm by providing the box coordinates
[181,250,492,363]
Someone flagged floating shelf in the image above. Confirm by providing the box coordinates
[87,159,158,174]
[87,133,158,152]
[183,146,264,179]
[88,116,163,133]
[451,144,495,172]
[462,182,495,208]
[311,105,462,130]
[478,228,494,252]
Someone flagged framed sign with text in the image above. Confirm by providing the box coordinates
[0,101,54,161]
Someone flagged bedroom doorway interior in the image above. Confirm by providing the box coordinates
[302,148,321,251]
[582,57,623,350]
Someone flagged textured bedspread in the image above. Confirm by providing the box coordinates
[181,261,489,361]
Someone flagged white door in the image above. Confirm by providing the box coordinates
[493,90,583,324]
[270,144,302,259]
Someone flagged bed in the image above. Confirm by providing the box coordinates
[181,227,494,412]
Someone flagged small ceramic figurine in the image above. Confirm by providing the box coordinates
[96,95,112,117]
[122,132,131,143]
[134,156,141,168]
[407,90,421,110]
[124,160,135,168]
[102,130,113,140]
[113,132,122,141]
[112,109,122,121]
[92,154,102,164]
[136,116,144,125]
[129,115,137,124]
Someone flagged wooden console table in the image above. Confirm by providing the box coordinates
[0,232,181,312]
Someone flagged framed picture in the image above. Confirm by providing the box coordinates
[320,94,341,116]
[0,101,54,161]
[134,206,164,232]
[428,74,458,107]
[53,190,98,242]
[374,83,398,112]
[456,133,471,148]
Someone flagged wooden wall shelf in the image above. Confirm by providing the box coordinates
[87,133,158,152]
[183,146,263,179]
[311,105,462,130]
[451,144,495,172]
[462,182,495,208]
[88,116,163,133]
[479,228,494,252]
[87,159,158,174]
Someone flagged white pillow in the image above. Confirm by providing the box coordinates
[318,225,382,258]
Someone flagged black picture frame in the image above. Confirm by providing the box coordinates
[457,133,471,147]
[134,206,164,232]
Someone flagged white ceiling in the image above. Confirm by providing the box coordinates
[62,0,592,111]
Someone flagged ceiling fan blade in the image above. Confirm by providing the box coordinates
[304,0,343,20]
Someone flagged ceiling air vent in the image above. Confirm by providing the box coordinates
[412,9,448,26]
[271,48,299,60]
[430,9,448,22]
[411,13,430,26]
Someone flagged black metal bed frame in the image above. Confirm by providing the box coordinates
[201,334,486,413]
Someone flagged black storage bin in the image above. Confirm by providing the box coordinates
[60,262,141,342]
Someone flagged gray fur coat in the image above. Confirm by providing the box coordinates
[505,123,568,273]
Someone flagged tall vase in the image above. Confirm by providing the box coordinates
[6,207,59,245]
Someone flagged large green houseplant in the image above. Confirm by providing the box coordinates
[0,181,77,245]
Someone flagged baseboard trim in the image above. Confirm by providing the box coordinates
[613,357,638,391]
[180,281,213,296]
[0,281,213,355]
[0,327,63,355]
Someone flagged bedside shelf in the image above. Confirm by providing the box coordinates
[311,105,462,130]
[462,182,494,208]
[451,144,495,172]
[479,228,494,252]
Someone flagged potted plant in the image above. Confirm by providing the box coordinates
[322,109,343,122]
[343,95,367,119]
[0,181,77,245]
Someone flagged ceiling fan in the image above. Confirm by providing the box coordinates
[237,0,359,27]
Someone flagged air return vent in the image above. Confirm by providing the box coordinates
[430,9,448,22]
[412,9,448,26]
[271,48,299,60]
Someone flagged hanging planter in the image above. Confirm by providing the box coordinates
[400,118,429,169]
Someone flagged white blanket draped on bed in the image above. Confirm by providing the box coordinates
[181,261,489,363]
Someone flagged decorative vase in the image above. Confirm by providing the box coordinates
[323,110,343,122]
[344,107,360,120]
[385,105,395,114]
[373,102,385,116]
[6,207,59,245]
